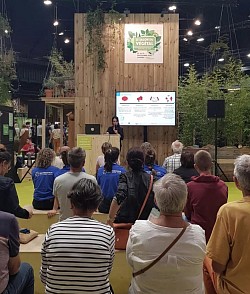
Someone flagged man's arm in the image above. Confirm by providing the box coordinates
[184,186,192,221]
[8,254,21,275]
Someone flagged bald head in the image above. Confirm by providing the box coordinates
[194,150,212,172]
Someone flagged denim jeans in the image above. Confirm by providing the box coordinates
[3,262,34,294]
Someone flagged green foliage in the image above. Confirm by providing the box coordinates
[86,0,123,71]
[0,15,16,105]
[179,58,250,146]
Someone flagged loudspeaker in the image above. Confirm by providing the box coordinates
[28,100,45,119]
[207,100,225,118]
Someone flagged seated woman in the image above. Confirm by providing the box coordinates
[41,178,115,293]
[97,147,126,213]
[143,148,166,180]
[0,148,32,218]
[20,137,35,166]
[32,148,60,210]
[173,151,199,183]
[126,173,206,294]
[107,147,154,225]
[96,142,112,175]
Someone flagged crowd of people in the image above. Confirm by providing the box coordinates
[0,138,250,293]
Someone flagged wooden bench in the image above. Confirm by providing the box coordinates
[20,234,131,294]
[18,206,107,234]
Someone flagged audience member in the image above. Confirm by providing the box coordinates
[0,211,34,293]
[162,140,183,173]
[140,141,153,154]
[107,147,154,226]
[96,142,112,174]
[20,138,35,166]
[54,146,71,176]
[32,148,60,210]
[126,173,206,293]
[45,122,52,148]
[144,147,166,180]
[41,178,115,293]
[173,151,199,183]
[184,150,228,242]
[37,121,42,148]
[48,147,97,221]
[18,124,29,153]
[97,147,126,213]
[205,154,250,294]
[0,148,32,219]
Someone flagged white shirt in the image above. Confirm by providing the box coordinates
[126,220,206,294]
[37,125,42,137]
[162,153,182,173]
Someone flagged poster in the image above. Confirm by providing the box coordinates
[9,113,13,127]
[3,124,8,136]
[77,135,92,150]
[125,24,163,63]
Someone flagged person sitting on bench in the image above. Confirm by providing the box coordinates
[20,138,35,167]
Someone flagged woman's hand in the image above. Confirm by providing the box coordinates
[48,209,57,218]
[107,216,115,227]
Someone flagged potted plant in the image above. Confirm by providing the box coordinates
[43,78,56,97]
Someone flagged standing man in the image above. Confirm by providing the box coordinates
[205,154,250,293]
[184,150,228,242]
[48,147,97,221]
[162,140,183,173]
[0,211,34,293]
[36,121,42,148]
[45,122,52,148]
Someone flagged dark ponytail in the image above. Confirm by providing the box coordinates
[126,147,144,172]
[104,147,119,172]
[0,148,11,164]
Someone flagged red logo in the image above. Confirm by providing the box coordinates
[137,96,143,102]
[122,96,128,101]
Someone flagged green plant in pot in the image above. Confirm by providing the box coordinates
[43,78,57,97]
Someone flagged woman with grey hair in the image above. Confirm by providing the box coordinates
[126,173,206,294]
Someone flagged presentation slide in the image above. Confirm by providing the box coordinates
[116,91,176,126]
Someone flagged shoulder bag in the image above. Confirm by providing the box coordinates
[113,174,153,250]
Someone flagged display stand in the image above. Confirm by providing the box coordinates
[77,134,120,175]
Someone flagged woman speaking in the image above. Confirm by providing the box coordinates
[106,116,124,150]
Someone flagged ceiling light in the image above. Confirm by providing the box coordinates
[247,53,250,58]
[4,29,8,34]
[44,0,52,5]
[187,30,193,36]
[215,26,221,30]
[184,63,190,67]
[183,37,188,42]
[194,19,201,26]
[168,5,177,11]
[58,31,64,36]
[218,58,224,62]
[53,20,59,26]
[197,37,204,42]
[64,38,70,44]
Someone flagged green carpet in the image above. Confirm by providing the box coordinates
[16,179,242,207]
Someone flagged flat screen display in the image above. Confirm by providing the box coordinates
[116,91,176,126]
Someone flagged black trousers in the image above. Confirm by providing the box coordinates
[33,198,54,210]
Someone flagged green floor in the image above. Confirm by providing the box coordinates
[16,179,242,207]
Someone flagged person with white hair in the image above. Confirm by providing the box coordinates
[162,140,183,173]
[205,154,250,294]
[126,173,206,294]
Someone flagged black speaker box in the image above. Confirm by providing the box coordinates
[28,100,45,119]
[207,100,225,118]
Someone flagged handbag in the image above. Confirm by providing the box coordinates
[19,228,38,244]
[113,175,153,250]
[132,224,188,277]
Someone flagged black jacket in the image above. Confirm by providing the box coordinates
[0,176,29,219]
[114,170,154,223]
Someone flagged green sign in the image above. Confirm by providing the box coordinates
[3,124,8,136]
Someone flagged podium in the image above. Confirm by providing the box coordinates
[77,134,120,175]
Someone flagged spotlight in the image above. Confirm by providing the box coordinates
[183,38,188,42]
[197,37,204,42]
[168,5,177,11]
[44,0,52,5]
[184,63,190,67]
[194,19,201,26]
[4,29,8,34]
[124,8,130,17]
[187,30,193,36]
[64,38,70,44]
[247,53,250,58]
[59,31,64,36]
[215,26,221,30]
[53,20,59,26]
[218,58,224,62]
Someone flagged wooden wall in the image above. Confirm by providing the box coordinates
[74,13,179,164]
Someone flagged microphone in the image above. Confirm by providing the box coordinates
[114,125,117,131]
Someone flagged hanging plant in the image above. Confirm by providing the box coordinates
[86,0,123,71]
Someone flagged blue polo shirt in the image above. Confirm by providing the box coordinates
[144,164,167,180]
[32,166,60,201]
[97,163,126,200]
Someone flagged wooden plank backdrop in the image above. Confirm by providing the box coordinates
[74,13,179,165]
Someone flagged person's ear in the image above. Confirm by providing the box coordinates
[233,176,241,191]
[154,196,158,207]
[194,163,199,172]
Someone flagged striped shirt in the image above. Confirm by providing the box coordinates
[40,216,115,294]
